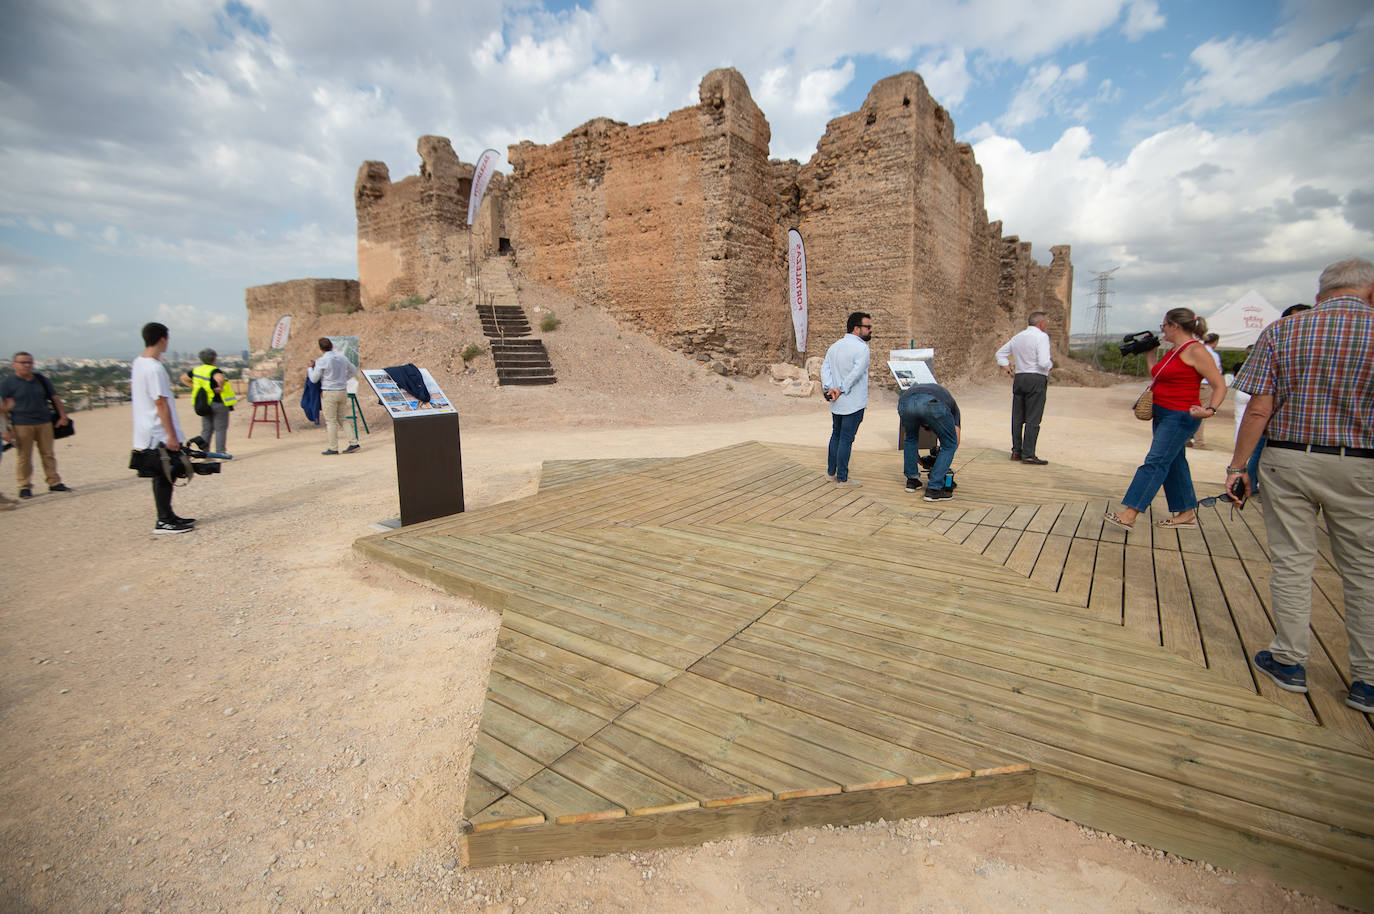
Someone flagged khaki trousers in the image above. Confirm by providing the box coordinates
[321,389,355,451]
[13,422,61,488]
[1259,446,1374,682]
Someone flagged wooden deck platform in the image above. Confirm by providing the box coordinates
[354,442,1374,909]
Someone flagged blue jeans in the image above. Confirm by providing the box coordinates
[827,408,864,481]
[1121,406,1202,514]
[899,394,957,486]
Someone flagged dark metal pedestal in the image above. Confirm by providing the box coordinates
[394,414,464,525]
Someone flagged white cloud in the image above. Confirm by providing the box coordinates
[1184,32,1341,115]
[916,48,971,109]
[999,62,1089,131]
[1122,0,1165,41]
[156,302,239,336]
[87,313,110,326]
[973,81,1374,333]
[53,222,78,239]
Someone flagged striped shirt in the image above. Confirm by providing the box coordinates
[1232,295,1373,448]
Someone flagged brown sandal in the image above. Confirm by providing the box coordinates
[1102,511,1134,532]
[1155,514,1198,529]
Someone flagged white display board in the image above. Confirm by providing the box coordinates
[362,368,457,419]
[887,348,937,389]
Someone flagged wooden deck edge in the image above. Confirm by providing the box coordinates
[1032,772,1374,912]
[461,769,1034,868]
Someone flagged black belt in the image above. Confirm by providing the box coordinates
[1267,439,1374,458]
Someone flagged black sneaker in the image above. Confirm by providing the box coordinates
[1020,456,1049,466]
[49,483,72,492]
[321,449,339,456]
[923,487,952,502]
[170,515,196,526]
[905,477,922,493]
[1347,681,1373,714]
[154,519,195,535]
[343,444,361,454]
[18,487,32,498]
[1254,650,1307,693]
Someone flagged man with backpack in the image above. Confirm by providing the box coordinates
[0,351,71,498]
[182,348,236,456]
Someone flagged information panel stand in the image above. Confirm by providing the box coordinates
[394,413,464,525]
[361,366,463,526]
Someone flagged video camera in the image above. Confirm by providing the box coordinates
[128,435,231,483]
[1119,331,1160,357]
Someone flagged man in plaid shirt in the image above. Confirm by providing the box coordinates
[1227,258,1374,714]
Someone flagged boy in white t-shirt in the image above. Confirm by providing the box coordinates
[132,322,195,534]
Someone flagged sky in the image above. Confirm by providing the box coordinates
[1,0,1371,358]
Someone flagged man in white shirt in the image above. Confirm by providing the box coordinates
[820,312,873,486]
[131,322,194,534]
[307,337,359,456]
[995,311,1054,465]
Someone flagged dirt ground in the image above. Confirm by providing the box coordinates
[0,353,1346,913]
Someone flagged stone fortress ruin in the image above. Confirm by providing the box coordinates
[247,68,1071,387]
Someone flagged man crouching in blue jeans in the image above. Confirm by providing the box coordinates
[898,382,961,502]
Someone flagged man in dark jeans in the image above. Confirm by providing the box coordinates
[898,383,961,501]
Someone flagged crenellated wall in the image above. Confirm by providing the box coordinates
[275,68,1072,384]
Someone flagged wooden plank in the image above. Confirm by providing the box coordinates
[586,726,771,808]
[1207,558,1314,720]
[1034,773,1374,913]
[471,732,545,793]
[1025,503,1063,535]
[1087,540,1124,625]
[468,795,545,833]
[1121,544,1159,644]
[1005,530,1046,577]
[1030,534,1071,592]
[693,650,1012,774]
[982,527,1023,566]
[463,771,1036,867]
[638,683,904,794]
[1154,550,1206,665]
[462,772,506,821]
[496,630,659,709]
[671,672,948,788]
[1057,536,1097,607]
[511,768,626,825]
[616,704,842,800]
[1182,556,1253,689]
[730,620,1374,842]
[551,745,700,816]
[486,670,610,743]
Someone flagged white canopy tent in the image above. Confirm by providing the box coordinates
[1205,289,1282,349]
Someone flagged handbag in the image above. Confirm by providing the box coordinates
[52,414,74,439]
[1132,389,1153,421]
[1131,341,1193,421]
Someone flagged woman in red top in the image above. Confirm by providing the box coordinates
[1104,308,1227,531]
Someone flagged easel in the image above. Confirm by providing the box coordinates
[346,378,370,440]
[248,401,292,438]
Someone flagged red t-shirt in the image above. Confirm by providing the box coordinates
[1151,340,1202,411]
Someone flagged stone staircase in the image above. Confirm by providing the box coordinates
[475,260,556,386]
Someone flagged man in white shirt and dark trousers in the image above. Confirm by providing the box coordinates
[821,312,872,486]
[995,311,1053,465]
[131,322,195,534]
[307,338,359,456]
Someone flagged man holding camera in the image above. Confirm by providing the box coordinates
[132,322,195,534]
[995,312,1053,465]
[1227,258,1374,714]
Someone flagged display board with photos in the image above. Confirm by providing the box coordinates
[362,368,457,419]
[887,348,937,389]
